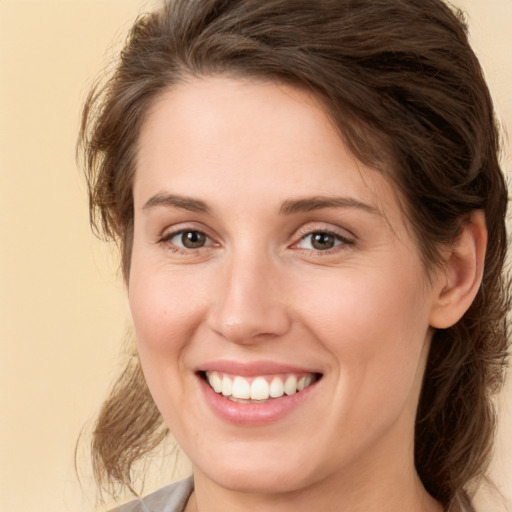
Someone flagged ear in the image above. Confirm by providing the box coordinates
[429,210,487,329]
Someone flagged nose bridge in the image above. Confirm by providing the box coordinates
[207,245,291,343]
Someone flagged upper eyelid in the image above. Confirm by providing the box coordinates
[293,222,355,240]
[298,228,351,239]
[162,228,213,240]
[159,222,214,239]
[299,231,350,243]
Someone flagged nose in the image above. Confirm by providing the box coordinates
[206,252,292,345]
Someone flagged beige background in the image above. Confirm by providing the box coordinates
[0,1,510,511]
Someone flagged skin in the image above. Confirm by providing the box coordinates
[129,76,484,511]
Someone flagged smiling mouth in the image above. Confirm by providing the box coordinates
[202,371,320,403]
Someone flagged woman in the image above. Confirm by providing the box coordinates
[78,0,510,511]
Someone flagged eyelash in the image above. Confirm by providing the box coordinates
[158,229,216,254]
[292,229,354,255]
[157,227,354,255]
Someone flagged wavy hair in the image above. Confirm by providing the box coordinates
[78,0,510,506]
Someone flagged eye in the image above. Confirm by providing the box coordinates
[295,231,350,251]
[161,229,212,250]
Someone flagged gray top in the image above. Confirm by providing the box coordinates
[111,478,194,512]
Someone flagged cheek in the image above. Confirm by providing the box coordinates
[300,265,427,340]
[296,266,430,394]
[127,265,208,426]
[128,261,207,355]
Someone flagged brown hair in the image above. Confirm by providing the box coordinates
[78,0,510,506]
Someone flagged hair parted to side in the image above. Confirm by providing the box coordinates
[78,0,510,506]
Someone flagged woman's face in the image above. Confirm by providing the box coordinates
[129,77,442,494]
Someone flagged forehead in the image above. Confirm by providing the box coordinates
[134,76,400,225]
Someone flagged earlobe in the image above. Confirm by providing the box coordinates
[429,210,487,329]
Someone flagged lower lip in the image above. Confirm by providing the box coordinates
[198,375,319,426]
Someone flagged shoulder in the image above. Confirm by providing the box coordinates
[110,477,194,512]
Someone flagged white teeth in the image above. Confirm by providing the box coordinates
[206,371,316,401]
[251,377,270,400]
[269,376,284,398]
[232,376,251,399]
[284,375,297,396]
[221,374,232,396]
[210,372,222,393]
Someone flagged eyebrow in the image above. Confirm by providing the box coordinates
[142,193,210,213]
[279,196,380,216]
[142,193,380,217]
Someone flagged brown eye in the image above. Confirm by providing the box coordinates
[180,230,207,249]
[295,230,350,252]
[310,232,336,250]
[162,229,211,250]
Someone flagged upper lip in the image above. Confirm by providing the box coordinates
[197,360,321,377]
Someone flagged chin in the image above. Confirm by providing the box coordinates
[203,462,317,495]
[188,437,329,495]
